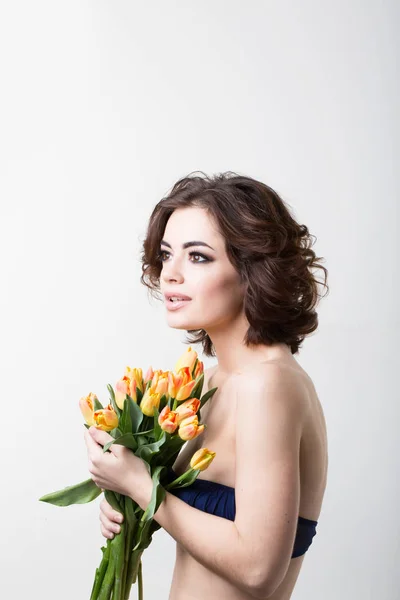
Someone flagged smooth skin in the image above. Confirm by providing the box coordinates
[90,206,328,599]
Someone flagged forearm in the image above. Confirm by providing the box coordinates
[135,484,255,594]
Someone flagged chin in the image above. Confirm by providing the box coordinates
[165,315,204,331]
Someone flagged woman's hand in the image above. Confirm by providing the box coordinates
[84,426,153,509]
[99,496,124,540]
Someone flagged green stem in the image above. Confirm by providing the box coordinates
[121,499,137,599]
[137,559,143,600]
[112,518,127,600]
[123,549,143,600]
[164,468,195,491]
[97,544,116,600]
[90,540,111,600]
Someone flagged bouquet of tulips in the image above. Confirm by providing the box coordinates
[39,347,218,600]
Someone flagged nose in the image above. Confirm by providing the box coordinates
[161,258,184,284]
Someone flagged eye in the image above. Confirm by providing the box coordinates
[188,251,209,263]
[158,250,170,262]
[157,250,210,263]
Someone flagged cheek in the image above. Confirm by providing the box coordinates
[197,270,244,313]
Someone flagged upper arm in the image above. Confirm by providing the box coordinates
[233,364,309,597]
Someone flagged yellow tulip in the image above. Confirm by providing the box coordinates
[125,366,144,394]
[158,405,179,434]
[140,388,162,417]
[190,447,216,471]
[93,405,119,431]
[175,398,200,424]
[178,414,205,441]
[174,346,198,373]
[79,392,97,426]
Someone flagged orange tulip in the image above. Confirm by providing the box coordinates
[140,388,162,417]
[167,371,181,398]
[178,414,205,441]
[154,371,169,396]
[144,365,154,384]
[79,392,97,426]
[193,359,204,380]
[175,379,196,402]
[158,405,179,434]
[174,346,198,373]
[115,374,137,410]
[175,398,200,424]
[190,447,216,471]
[93,405,119,431]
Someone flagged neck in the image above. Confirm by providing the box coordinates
[204,310,293,375]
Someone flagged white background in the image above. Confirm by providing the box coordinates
[1,1,398,598]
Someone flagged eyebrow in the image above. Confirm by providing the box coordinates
[160,240,216,251]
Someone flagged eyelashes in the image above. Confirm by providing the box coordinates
[158,250,211,264]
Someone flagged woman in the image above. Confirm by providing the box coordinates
[84,171,329,599]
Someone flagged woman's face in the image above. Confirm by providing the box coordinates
[159,206,246,332]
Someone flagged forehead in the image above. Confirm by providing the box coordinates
[162,207,222,248]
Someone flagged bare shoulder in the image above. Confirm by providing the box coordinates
[232,361,312,424]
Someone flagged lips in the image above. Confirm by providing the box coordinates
[164,293,192,302]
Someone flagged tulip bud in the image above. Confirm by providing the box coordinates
[144,365,154,384]
[140,389,161,417]
[79,392,97,426]
[93,405,119,431]
[175,379,196,402]
[154,373,169,396]
[190,447,216,471]
[158,406,179,434]
[193,360,204,380]
[174,346,198,373]
[178,414,205,441]
[115,376,131,410]
[175,398,200,424]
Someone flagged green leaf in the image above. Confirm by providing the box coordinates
[119,398,133,435]
[165,468,201,490]
[153,435,186,469]
[93,397,104,411]
[104,490,123,513]
[158,393,168,415]
[153,407,162,441]
[133,466,166,551]
[107,383,121,418]
[199,386,218,409]
[135,431,167,462]
[109,427,123,438]
[127,396,143,433]
[190,373,204,400]
[191,358,199,379]
[103,433,138,453]
[39,478,101,506]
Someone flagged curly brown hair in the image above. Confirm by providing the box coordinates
[140,171,329,356]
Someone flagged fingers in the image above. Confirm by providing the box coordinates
[100,512,121,539]
[100,498,124,524]
[99,499,124,539]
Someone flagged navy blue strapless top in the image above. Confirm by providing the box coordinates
[165,467,317,558]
